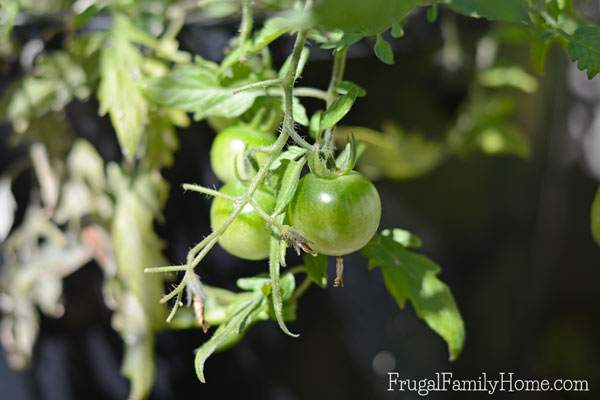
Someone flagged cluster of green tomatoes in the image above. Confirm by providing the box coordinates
[209,124,382,267]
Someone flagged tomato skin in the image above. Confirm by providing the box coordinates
[210,125,276,182]
[210,181,275,260]
[288,172,381,256]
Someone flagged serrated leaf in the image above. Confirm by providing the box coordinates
[98,17,148,159]
[592,187,600,247]
[145,62,261,120]
[362,234,465,361]
[303,254,328,288]
[381,228,423,248]
[445,0,530,25]
[374,34,394,65]
[568,26,600,79]
[320,86,360,130]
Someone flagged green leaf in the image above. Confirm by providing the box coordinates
[374,34,395,65]
[274,157,306,216]
[362,234,465,361]
[303,254,328,288]
[279,47,310,80]
[568,25,600,79]
[445,0,530,25]
[268,217,298,338]
[145,114,179,169]
[251,17,293,53]
[381,228,423,248]
[270,146,307,171]
[145,62,261,120]
[391,21,405,38]
[98,16,148,160]
[312,0,418,36]
[478,66,538,93]
[592,187,600,247]
[448,96,529,158]
[292,97,309,126]
[110,166,168,329]
[320,86,360,130]
[194,294,265,383]
[121,335,155,400]
[1,52,89,131]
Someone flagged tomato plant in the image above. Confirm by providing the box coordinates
[1,0,600,398]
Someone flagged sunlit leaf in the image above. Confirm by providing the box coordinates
[362,234,465,360]
[145,62,261,121]
[98,16,148,160]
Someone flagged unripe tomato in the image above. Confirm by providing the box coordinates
[210,125,276,182]
[210,180,275,260]
[288,172,381,256]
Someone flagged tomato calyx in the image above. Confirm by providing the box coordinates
[308,135,358,178]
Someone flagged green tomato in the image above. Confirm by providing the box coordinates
[288,172,381,256]
[210,125,276,182]
[210,180,275,260]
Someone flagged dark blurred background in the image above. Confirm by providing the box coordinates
[1,7,600,400]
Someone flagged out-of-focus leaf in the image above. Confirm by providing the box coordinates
[592,187,600,247]
[381,228,423,248]
[362,233,465,361]
[98,15,148,160]
[145,114,179,169]
[0,178,16,242]
[303,254,328,288]
[250,17,293,53]
[145,62,261,121]
[337,124,445,180]
[312,0,418,36]
[445,0,530,25]
[374,34,394,65]
[478,66,538,93]
[0,0,18,55]
[0,52,88,133]
[448,96,529,158]
[67,140,106,191]
[567,25,600,79]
